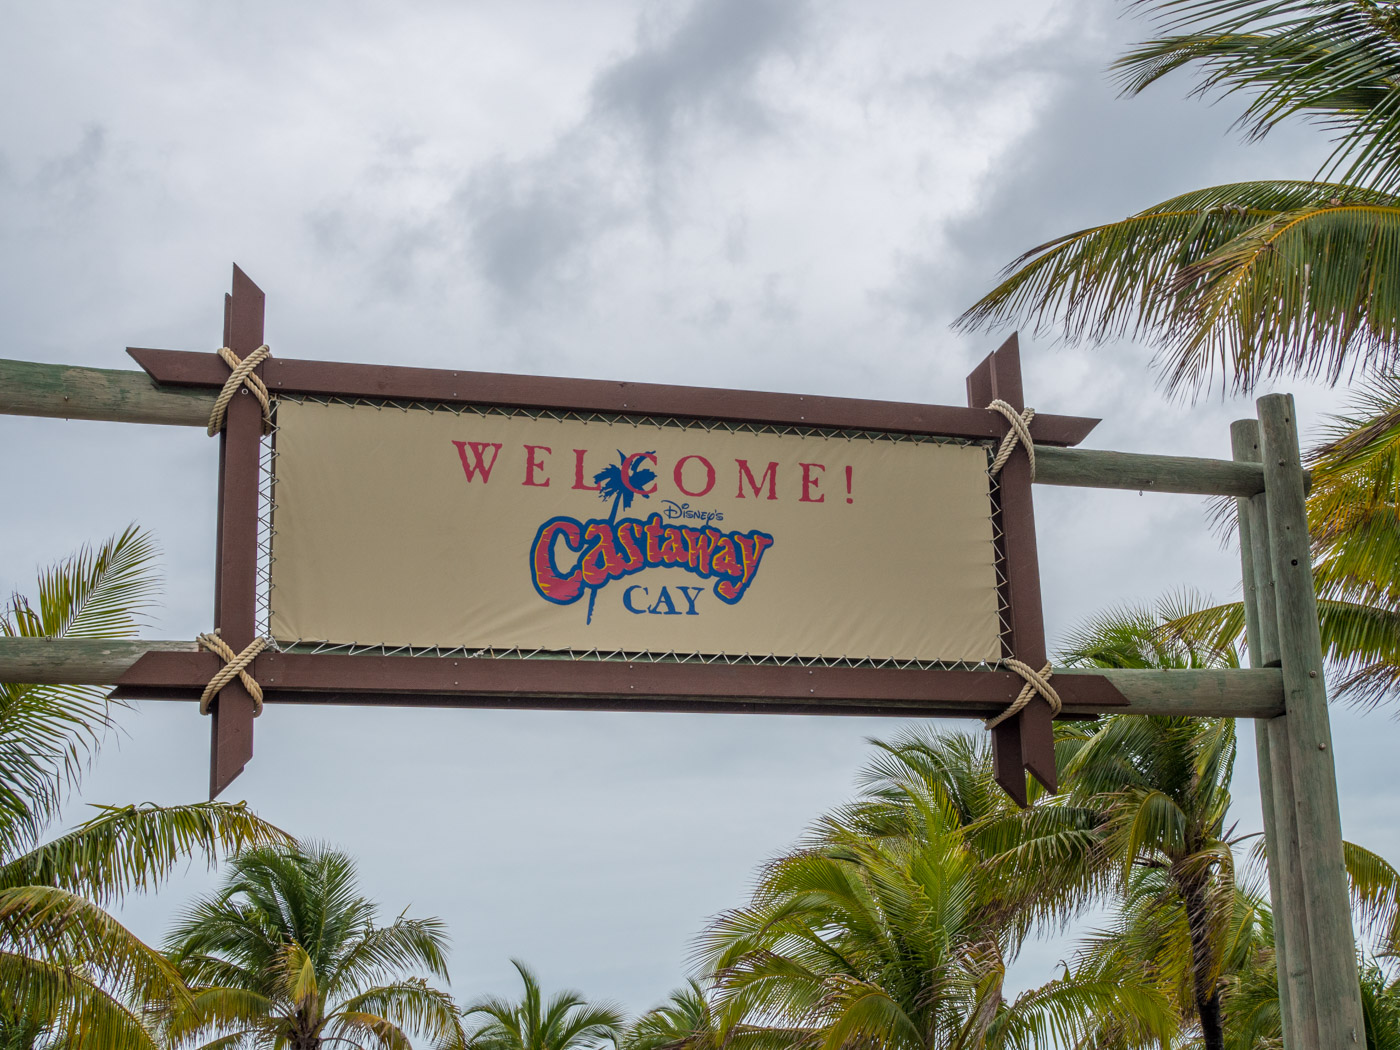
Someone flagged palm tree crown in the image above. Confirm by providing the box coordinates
[464,961,621,1050]
[163,843,464,1050]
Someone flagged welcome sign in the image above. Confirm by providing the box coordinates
[268,401,1003,663]
[118,273,1109,804]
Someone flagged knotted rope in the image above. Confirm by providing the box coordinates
[985,659,1061,730]
[984,398,1051,730]
[207,345,273,436]
[986,398,1036,479]
[196,632,269,715]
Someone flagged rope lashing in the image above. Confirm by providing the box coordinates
[985,659,1061,730]
[983,397,1049,730]
[196,632,269,715]
[986,398,1036,479]
[207,345,273,436]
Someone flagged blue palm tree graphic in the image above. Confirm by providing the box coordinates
[585,450,656,625]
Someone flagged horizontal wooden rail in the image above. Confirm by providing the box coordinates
[0,359,213,427]
[1,359,1272,496]
[1035,445,1264,497]
[0,638,1284,718]
[0,638,198,681]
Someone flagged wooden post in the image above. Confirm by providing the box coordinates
[207,266,266,799]
[1257,394,1364,1044]
[1233,419,1316,1049]
[966,335,1055,804]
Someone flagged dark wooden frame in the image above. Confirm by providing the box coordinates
[112,268,1123,801]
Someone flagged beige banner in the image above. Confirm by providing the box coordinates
[268,400,1002,663]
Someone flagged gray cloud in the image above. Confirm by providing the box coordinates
[456,136,625,304]
[592,0,807,158]
[37,124,106,192]
[879,0,1331,332]
[450,0,810,306]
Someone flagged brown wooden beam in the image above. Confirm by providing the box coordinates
[206,265,264,799]
[127,345,1102,446]
[1,360,1284,496]
[0,639,1283,715]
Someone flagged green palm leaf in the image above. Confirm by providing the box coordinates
[1117,0,1400,192]
[0,885,187,1011]
[957,181,1400,392]
[0,526,160,844]
[164,843,462,1050]
[0,951,160,1050]
[0,800,291,903]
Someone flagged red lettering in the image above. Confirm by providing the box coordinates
[532,519,584,602]
[674,455,716,497]
[616,521,645,571]
[621,452,659,494]
[660,526,687,565]
[581,523,627,586]
[680,528,714,574]
[717,532,775,601]
[735,459,778,500]
[799,462,825,502]
[523,445,552,487]
[572,449,601,491]
[451,440,503,483]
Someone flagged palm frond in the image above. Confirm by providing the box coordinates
[958,181,1400,393]
[1117,0,1400,192]
[334,980,466,1048]
[0,526,161,840]
[0,949,161,1050]
[0,800,290,903]
[0,884,187,1008]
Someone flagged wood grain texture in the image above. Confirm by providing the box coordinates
[207,265,264,800]
[0,358,212,426]
[1258,393,1365,1044]
[1234,418,1315,1050]
[1035,445,1265,496]
[0,360,1287,497]
[0,639,1283,714]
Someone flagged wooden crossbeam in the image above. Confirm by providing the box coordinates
[0,358,1269,497]
[0,637,1286,719]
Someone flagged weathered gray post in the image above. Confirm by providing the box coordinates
[1257,394,1364,1043]
[1232,419,1316,1048]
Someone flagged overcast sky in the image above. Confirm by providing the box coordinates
[3,0,1395,1016]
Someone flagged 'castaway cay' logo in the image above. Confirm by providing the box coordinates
[447,441,851,626]
[532,450,774,624]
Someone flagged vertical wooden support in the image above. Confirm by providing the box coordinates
[1232,420,1316,1049]
[208,265,266,799]
[966,334,1054,804]
[1257,394,1364,1044]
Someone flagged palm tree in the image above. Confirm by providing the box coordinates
[1051,595,1400,1046]
[833,716,1400,1048]
[623,983,722,1050]
[624,980,827,1050]
[696,758,1176,1050]
[464,961,621,1050]
[162,842,465,1050]
[0,527,289,1050]
[1048,598,1249,1049]
[958,0,1400,393]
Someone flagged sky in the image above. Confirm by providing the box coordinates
[3,0,1397,1018]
